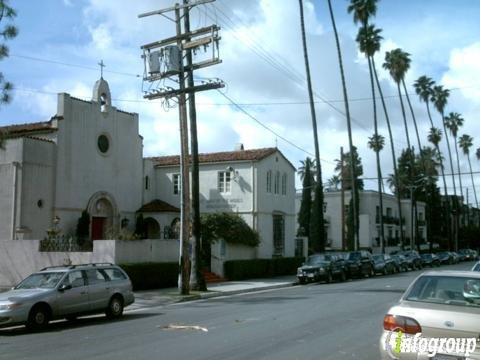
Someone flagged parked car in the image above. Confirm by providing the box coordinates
[0,263,134,330]
[372,254,396,275]
[297,254,347,284]
[457,248,469,261]
[390,254,409,272]
[437,251,455,265]
[450,251,460,264]
[399,250,423,270]
[472,261,480,272]
[345,251,375,278]
[379,271,480,359]
[420,253,440,267]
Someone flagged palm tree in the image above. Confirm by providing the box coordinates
[368,133,386,252]
[428,126,452,250]
[414,76,435,124]
[476,147,480,161]
[459,134,478,209]
[298,0,325,252]
[350,0,385,253]
[444,112,465,201]
[327,0,359,249]
[298,157,316,183]
[383,48,412,151]
[327,175,341,191]
[431,85,458,250]
[347,0,377,26]
[367,27,406,249]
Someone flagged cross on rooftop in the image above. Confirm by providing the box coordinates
[98,60,106,78]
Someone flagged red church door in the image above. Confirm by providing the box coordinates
[91,217,106,240]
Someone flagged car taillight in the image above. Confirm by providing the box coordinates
[383,314,422,334]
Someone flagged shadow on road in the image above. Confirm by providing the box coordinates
[0,312,160,337]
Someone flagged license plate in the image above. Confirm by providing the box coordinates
[307,274,314,278]
[433,355,465,360]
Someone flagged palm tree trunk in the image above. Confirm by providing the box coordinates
[453,136,464,200]
[426,102,435,128]
[299,0,325,252]
[402,79,422,152]
[327,0,358,249]
[468,155,479,209]
[397,82,411,150]
[440,111,458,251]
[372,57,405,249]
[368,56,385,253]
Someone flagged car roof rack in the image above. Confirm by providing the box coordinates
[40,263,114,271]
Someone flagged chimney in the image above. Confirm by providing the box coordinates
[234,143,244,151]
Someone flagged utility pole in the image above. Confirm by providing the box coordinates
[139,0,223,295]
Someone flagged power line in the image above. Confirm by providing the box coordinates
[10,54,141,78]
[216,90,337,165]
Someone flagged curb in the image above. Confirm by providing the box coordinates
[176,282,297,303]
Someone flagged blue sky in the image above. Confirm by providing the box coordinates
[2,0,480,197]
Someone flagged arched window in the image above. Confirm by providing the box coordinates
[100,93,108,112]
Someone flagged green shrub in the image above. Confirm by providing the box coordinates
[224,257,304,280]
[201,212,260,247]
[119,262,179,290]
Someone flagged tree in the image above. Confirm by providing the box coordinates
[431,85,458,250]
[414,75,436,128]
[0,0,17,105]
[298,157,316,184]
[134,213,146,239]
[459,134,478,209]
[364,25,406,248]
[427,126,452,250]
[297,157,313,237]
[298,0,325,252]
[201,213,260,247]
[76,210,90,245]
[327,175,341,191]
[383,48,412,151]
[444,112,465,201]
[349,0,384,252]
[327,0,359,249]
[335,146,363,248]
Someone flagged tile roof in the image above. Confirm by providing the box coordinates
[150,147,278,167]
[0,120,57,137]
[138,199,180,213]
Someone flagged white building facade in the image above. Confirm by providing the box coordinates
[296,190,427,253]
[0,78,298,275]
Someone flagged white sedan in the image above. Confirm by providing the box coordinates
[379,271,480,359]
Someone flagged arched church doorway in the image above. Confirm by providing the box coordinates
[144,217,160,239]
[87,192,118,240]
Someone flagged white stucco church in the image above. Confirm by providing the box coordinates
[0,77,298,266]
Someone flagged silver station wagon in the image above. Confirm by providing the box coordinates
[0,263,134,330]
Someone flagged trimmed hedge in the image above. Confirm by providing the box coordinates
[224,257,304,281]
[119,262,179,290]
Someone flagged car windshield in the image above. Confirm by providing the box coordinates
[305,255,327,265]
[373,255,383,261]
[421,254,431,258]
[473,263,480,272]
[405,275,480,308]
[348,252,361,261]
[15,272,65,289]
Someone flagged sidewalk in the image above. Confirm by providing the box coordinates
[128,275,297,311]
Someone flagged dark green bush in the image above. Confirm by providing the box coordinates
[224,257,304,280]
[119,262,179,290]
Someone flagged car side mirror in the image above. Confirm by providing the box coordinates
[58,284,72,292]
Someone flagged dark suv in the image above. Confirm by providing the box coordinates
[345,251,375,278]
[297,254,348,284]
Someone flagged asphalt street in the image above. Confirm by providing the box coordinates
[0,262,474,360]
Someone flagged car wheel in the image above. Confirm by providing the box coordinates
[370,266,375,277]
[340,270,347,282]
[299,278,306,285]
[27,304,50,331]
[383,267,388,275]
[106,296,124,319]
[326,272,333,284]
